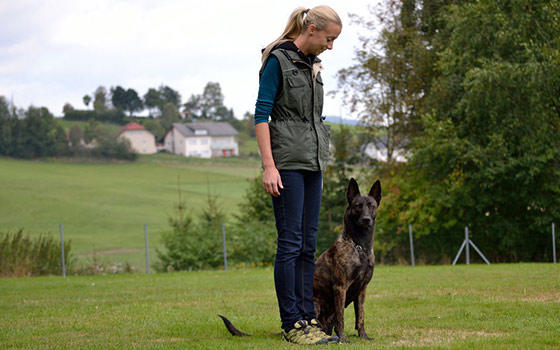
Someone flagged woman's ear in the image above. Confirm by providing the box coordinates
[308,24,317,34]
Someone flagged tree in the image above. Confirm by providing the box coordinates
[143,88,162,117]
[142,85,181,117]
[159,85,181,108]
[141,119,166,141]
[335,0,560,263]
[0,96,10,119]
[155,181,226,271]
[82,94,91,108]
[62,103,74,114]
[183,94,202,120]
[83,119,102,144]
[124,88,143,116]
[12,106,68,158]
[160,102,181,131]
[406,0,560,262]
[93,86,108,112]
[183,82,234,121]
[112,86,143,116]
[69,125,84,150]
[228,172,277,265]
[0,96,15,155]
[110,86,127,111]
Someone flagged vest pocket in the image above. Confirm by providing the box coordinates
[286,75,311,117]
[269,120,317,169]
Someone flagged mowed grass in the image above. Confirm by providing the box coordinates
[1,264,558,349]
[0,154,260,270]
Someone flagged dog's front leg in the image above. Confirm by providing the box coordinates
[354,287,373,340]
[333,284,348,343]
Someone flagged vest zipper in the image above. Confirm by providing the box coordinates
[287,54,323,170]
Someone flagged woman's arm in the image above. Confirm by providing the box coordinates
[255,122,283,196]
[255,55,283,196]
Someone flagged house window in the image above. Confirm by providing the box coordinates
[201,139,208,145]
[189,139,197,145]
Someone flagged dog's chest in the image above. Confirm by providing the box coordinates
[349,250,374,283]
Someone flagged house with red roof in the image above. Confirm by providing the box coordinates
[117,122,157,154]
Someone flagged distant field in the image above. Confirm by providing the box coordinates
[0,154,261,269]
[1,264,558,349]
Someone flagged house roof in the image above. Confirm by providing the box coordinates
[117,122,146,135]
[171,122,239,137]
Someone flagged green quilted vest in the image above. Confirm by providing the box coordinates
[260,48,331,171]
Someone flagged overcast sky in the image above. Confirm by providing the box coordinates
[0,0,382,119]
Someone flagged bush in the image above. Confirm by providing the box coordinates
[154,189,226,272]
[227,221,276,266]
[90,134,138,161]
[0,106,69,159]
[0,230,72,277]
[155,175,278,271]
[64,109,126,124]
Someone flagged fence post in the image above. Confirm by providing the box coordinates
[553,222,557,264]
[408,224,415,267]
[465,226,470,265]
[59,224,66,277]
[222,223,228,271]
[144,224,150,274]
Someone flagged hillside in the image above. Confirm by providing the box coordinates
[0,154,261,269]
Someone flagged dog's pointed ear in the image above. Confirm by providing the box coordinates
[347,178,360,204]
[369,180,382,206]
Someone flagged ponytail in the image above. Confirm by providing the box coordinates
[261,7,307,63]
[261,6,342,63]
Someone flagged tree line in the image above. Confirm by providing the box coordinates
[0,97,136,160]
[64,82,252,142]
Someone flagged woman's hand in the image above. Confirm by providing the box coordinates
[263,166,283,197]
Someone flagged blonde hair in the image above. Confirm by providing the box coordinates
[261,5,342,63]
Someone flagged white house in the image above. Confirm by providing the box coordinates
[164,122,239,158]
[117,122,157,154]
[361,139,407,163]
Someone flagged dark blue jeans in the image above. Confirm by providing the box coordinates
[272,170,322,332]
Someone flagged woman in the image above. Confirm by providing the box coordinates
[254,5,342,345]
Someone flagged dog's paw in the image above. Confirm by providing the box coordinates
[357,331,374,341]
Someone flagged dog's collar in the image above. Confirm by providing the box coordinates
[350,240,366,252]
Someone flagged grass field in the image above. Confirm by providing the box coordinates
[1,264,558,349]
[0,154,261,270]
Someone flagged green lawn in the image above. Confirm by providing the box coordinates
[0,154,260,270]
[1,264,558,349]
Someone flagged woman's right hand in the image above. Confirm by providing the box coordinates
[263,166,283,197]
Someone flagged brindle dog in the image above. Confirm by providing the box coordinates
[313,178,381,343]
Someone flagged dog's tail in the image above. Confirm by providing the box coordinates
[218,315,252,336]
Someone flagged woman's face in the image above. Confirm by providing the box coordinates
[307,22,342,56]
